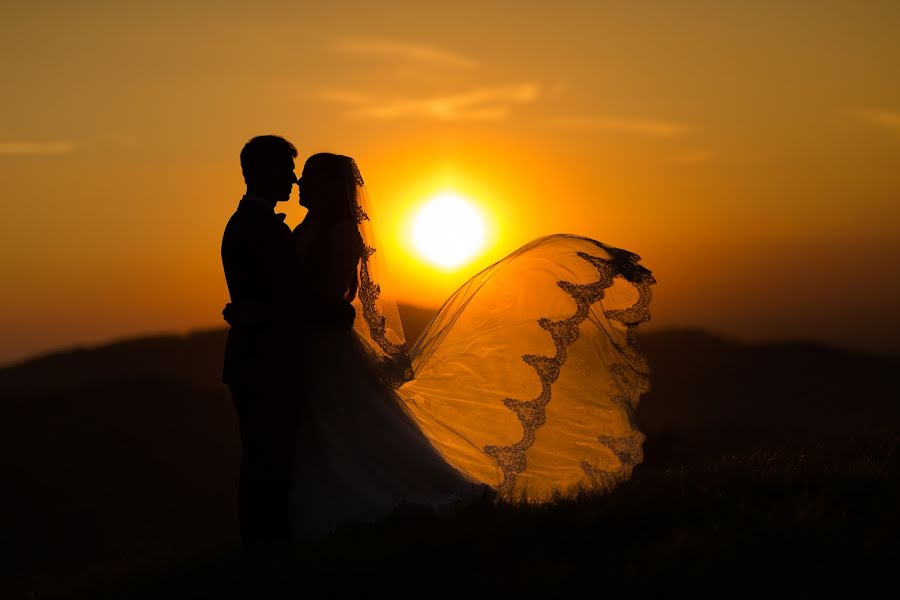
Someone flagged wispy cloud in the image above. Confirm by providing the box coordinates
[548,116,688,137]
[332,37,479,69]
[319,83,539,121]
[855,109,900,134]
[0,140,75,155]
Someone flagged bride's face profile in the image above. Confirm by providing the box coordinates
[296,164,327,212]
[297,154,350,218]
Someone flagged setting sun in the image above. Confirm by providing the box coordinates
[411,192,486,269]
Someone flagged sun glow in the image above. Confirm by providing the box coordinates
[412,192,486,269]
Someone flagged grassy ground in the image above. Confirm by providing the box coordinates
[27,431,896,599]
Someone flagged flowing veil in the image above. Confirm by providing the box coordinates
[347,164,656,501]
[345,163,415,388]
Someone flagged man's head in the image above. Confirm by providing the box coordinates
[240,135,298,203]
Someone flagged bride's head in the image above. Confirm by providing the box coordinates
[298,153,363,223]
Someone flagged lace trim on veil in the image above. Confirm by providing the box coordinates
[357,243,414,388]
[483,242,656,496]
[349,161,414,388]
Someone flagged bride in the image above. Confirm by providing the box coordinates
[236,152,655,540]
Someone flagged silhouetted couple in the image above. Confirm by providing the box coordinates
[221,135,656,547]
[222,137,482,546]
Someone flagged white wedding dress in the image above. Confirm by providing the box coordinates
[290,168,654,540]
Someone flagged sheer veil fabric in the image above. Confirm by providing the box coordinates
[347,166,656,502]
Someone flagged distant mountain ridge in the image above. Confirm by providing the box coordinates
[0,304,439,398]
[2,306,897,588]
[2,305,897,436]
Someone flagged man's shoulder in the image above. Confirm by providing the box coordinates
[222,208,248,243]
[222,205,294,257]
[223,203,279,236]
[222,205,263,257]
[225,201,261,224]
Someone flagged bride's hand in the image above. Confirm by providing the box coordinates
[222,302,276,326]
[222,303,242,326]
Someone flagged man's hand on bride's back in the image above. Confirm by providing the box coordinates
[324,300,356,330]
[340,301,356,329]
[316,299,357,330]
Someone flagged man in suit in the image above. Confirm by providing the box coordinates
[221,135,354,547]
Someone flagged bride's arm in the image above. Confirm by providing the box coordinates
[285,222,359,328]
[317,220,363,301]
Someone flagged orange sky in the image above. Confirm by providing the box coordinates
[2,1,899,365]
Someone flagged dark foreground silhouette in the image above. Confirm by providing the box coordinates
[1,310,897,596]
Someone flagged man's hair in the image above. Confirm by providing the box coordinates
[240,135,298,185]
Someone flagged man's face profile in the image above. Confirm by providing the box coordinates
[259,157,296,203]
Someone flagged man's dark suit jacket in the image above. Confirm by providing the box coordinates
[221,196,300,384]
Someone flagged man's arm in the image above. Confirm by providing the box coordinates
[223,296,355,329]
[223,219,358,330]
[222,298,355,329]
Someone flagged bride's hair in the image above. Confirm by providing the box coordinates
[303,152,365,301]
